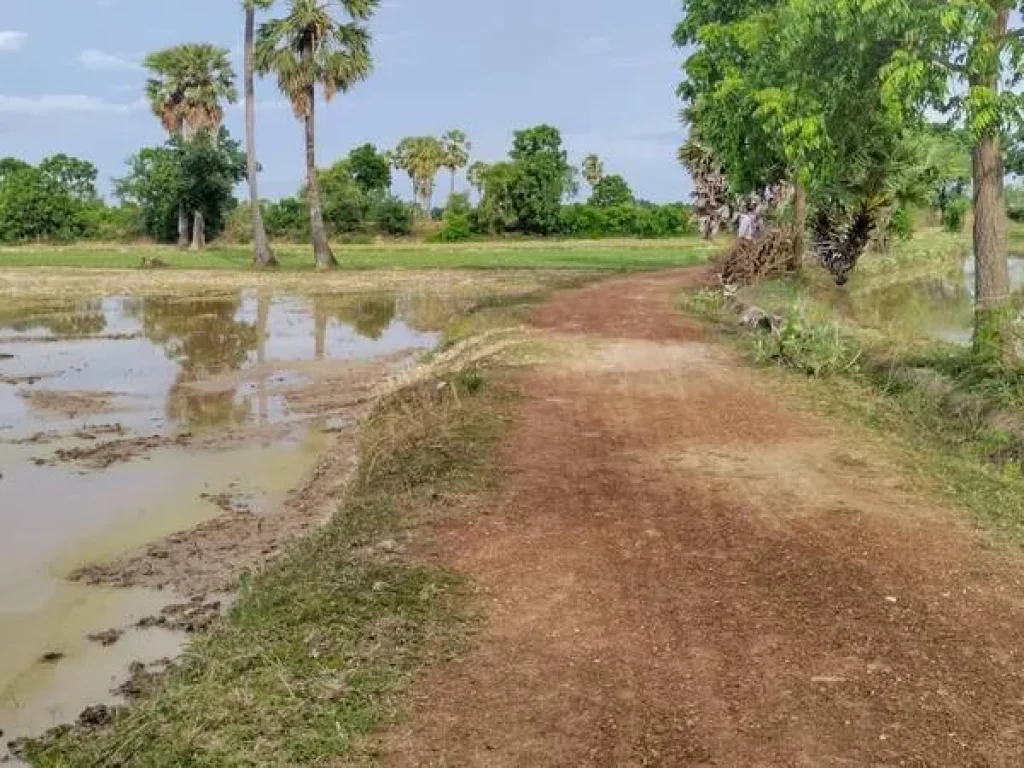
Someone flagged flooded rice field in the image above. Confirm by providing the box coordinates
[0,288,454,757]
[845,254,1024,343]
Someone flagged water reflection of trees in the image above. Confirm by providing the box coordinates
[0,299,106,337]
[133,294,259,428]
[311,295,398,359]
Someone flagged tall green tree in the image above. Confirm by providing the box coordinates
[243,0,277,267]
[38,155,99,202]
[590,174,634,208]
[257,0,377,269]
[346,143,392,195]
[144,44,237,250]
[441,129,472,200]
[477,125,575,235]
[391,136,445,214]
[116,132,246,245]
[677,1,804,263]
[850,0,1024,362]
[581,153,605,193]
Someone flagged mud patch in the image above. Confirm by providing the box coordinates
[20,389,119,418]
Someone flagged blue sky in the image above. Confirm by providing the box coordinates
[0,0,691,203]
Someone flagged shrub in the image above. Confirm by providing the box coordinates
[889,206,914,241]
[376,197,414,236]
[263,197,309,240]
[437,212,473,242]
[753,307,862,377]
[943,196,970,233]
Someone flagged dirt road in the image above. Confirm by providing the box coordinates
[384,270,1024,766]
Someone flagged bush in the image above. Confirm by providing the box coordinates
[943,196,970,233]
[753,307,862,377]
[0,166,88,243]
[80,203,146,242]
[889,206,914,241]
[376,197,414,237]
[437,211,473,242]
[264,197,309,240]
[557,202,694,239]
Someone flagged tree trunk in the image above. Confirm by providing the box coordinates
[245,4,276,268]
[972,133,1013,363]
[971,7,1014,364]
[313,296,327,360]
[790,183,806,273]
[304,92,337,270]
[256,294,269,423]
[450,169,456,201]
[190,211,206,251]
[177,203,189,248]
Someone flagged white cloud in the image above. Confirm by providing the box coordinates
[0,31,27,52]
[78,48,143,72]
[0,94,147,116]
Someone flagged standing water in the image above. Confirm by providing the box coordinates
[845,254,1024,343]
[0,290,442,758]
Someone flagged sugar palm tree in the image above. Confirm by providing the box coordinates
[243,0,277,267]
[392,136,444,215]
[144,44,237,250]
[256,0,377,269]
[441,129,472,201]
[467,160,488,203]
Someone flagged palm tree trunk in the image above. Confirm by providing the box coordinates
[190,211,206,251]
[790,183,806,273]
[245,4,276,268]
[304,91,337,270]
[971,8,1014,364]
[450,170,456,201]
[177,203,189,248]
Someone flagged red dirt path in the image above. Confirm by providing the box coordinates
[384,270,1024,767]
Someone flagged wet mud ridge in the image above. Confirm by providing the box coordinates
[384,269,1024,766]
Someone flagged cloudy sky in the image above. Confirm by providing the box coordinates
[0,0,690,202]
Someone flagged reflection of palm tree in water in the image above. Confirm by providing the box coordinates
[311,294,398,360]
[134,295,260,428]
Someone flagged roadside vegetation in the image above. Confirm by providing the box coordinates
[682,229,1024,538]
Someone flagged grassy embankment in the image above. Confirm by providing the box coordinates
[683,227,1024,539]
[0,237,713,272]
[24,295,541,766]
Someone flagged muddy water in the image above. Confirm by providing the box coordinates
[0,290,440,755]
[846,255,1024,343]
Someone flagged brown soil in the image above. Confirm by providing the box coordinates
[20,389,119,418]
[384,269,1024,766]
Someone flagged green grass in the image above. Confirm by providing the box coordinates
[25,366,512,767]
[680,228,1024,540]
[0,237,713,272]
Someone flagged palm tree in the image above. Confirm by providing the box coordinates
[243,0,277,267]
[467,161,488,203]
[392,136,444,215]
[582,153,604,193]
[441,129,472,201]
[144,44,237,250]
[256,0,376,270]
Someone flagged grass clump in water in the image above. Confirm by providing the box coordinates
[26,371,508,767]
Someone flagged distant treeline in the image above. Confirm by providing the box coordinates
[0,125,695,247]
